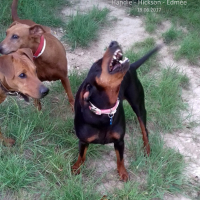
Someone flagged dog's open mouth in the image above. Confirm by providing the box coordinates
[109,49,129,73]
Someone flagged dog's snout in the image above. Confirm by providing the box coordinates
[109,41,118,48]
[40,85,49,98]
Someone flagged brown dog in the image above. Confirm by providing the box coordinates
[0,48,49,146]
[0,0,74,110]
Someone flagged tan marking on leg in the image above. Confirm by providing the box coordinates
[115,150,128,182]
[111,132,120,140]
[72,147,88,174]
[138,117,150,156]
[86,135,98,143]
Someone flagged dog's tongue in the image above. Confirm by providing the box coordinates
[19,93,29,102]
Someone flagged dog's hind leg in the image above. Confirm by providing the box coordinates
[124,80,150,155]
[0,94,15,146]
[61,76,74,110]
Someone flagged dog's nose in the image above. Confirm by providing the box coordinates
[109,41,118,48]
[0,45,3,54]
[40,85,49,98]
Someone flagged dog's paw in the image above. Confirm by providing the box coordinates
[145,144,151,156]
[69,102,74,112]
[118,169,129,182]
[72,164,81,175]
[4,138,15,147]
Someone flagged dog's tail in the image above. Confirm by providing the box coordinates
[11,0,20,21]
[130,44,163,70]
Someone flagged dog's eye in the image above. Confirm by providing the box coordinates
[12,34,19,39]
[19,73,26,78]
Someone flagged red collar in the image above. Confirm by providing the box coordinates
[33,35,46,59]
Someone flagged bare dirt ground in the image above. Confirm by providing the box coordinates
[53,0,200,199]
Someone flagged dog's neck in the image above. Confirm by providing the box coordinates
[32,35,46,59]
[104,86,120,106]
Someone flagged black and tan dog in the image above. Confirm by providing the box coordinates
[72,41,161,181]
[0,48,49,146]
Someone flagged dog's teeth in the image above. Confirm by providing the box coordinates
[113,56,117,59]
[122,57,128,63]
[114,49,120,54]
[119,60,123,64]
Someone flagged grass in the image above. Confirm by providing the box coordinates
[109,133,186,200]
[162,26,182,44]
[130,0,200,65]
[175,31,200,65]
[145,13,162,33]
[63,7,109,48]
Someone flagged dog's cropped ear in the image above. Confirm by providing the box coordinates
[79,83,94,105]
[17,48,33,62]
[83,83,93,102]
[0,55,14,79]
[9,21,21,28]
[29,25,46,36]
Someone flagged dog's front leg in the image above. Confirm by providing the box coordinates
[114,140,129,182]
[72,140,89,174]
[33,99,42,110]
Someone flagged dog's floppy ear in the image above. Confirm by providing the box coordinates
[17,48,33,62]
[29,24,46,36]
[0,55,15,79]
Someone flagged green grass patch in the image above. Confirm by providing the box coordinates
[109,132,186,200]
[17,0,69,27]
[63,7,109,48]
[175,32,200,65]
[144,67,188,131]
[0,154,39,191]
[162,26,182,44]
[145,12,162,33]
